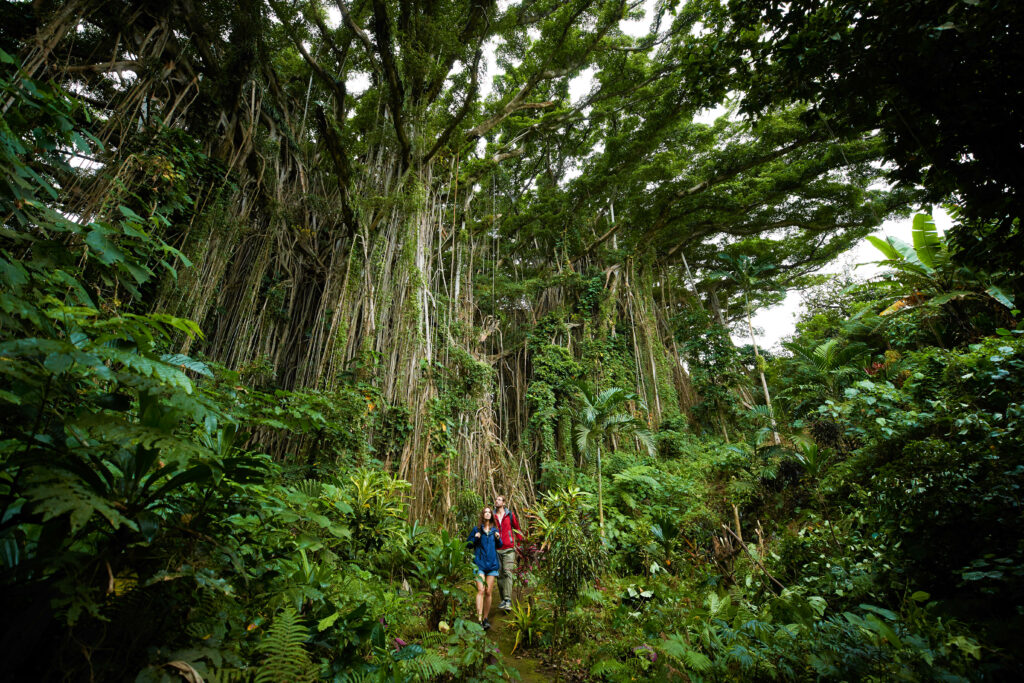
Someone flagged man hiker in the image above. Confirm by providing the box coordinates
[493,494,523,612]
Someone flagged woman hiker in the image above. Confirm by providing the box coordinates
[494,494,523,612]
[467,505,502,629]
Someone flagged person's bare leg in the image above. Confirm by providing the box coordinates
[475,580,485,621]
[484,575,496,618]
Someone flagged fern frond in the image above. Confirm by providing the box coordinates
[590,656,628,677]
[332,672,376,683]
[254,607,317,683]
[683,649,712,673]
[207,667,254,683]
[417,631,447,648]
[396,649,456,680]
[24,470,136,533]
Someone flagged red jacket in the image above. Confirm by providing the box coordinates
[495,509,522,549]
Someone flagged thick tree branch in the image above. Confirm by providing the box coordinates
[420,0,494,106]
[307,4,353,71]
[268,0,348,106]
[314,105,357,234]
[335,0,375,54]
[371,0,411,168]
[583,220,621,255]
[466,71,563,140]
[638,135,820,245]
[467,1,621,142]
[422,49,483,165]
[63,60,140,73]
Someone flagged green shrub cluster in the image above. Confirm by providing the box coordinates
[0,61,511,681]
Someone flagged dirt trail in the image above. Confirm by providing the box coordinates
[486,602,550,682]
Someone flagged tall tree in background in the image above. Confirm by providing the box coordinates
[574,385,655,536]
[1,0,912,513]
[710,253,781,444]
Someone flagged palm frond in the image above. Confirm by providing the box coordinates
[633,428,656,456]
[596,386,628,408]
[746,404,775,421]
[575,424,593,454]
[600,412,638,431]
[813,339,839,371]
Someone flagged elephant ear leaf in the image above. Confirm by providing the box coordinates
[911,213,943,269]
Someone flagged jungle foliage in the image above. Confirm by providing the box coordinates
[1,0,1022,680]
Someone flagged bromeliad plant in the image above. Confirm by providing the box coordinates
[347,469,410,557]
[508,598,552,653]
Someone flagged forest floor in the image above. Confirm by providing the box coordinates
[486,600,550,682]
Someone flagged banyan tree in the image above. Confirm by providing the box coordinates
[5,0,907,518]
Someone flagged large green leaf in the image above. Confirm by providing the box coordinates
[161,353,213,378]
[865,235,900,262]
[910,213,942,269]
[928,291,976,307]
[886,236,932,274]
[985,284,1015,309]
[867,234,935,276]
[84,224,126,266]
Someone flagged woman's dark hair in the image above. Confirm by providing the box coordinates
[477,506,495,532]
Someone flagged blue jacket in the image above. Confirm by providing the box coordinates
[466,525,503,573]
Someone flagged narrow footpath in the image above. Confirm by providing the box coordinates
[486,602,550,682]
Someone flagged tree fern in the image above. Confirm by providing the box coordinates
[255,608,317,683]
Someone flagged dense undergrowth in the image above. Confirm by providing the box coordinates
[3,10,1024,681]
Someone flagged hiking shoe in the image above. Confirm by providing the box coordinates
[482,618,491,630]
[500,599,512,611]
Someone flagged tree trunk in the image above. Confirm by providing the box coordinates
[745,296,781,445]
